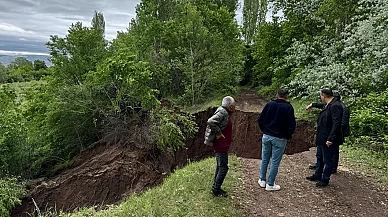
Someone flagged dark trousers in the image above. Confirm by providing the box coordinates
[315,144,337,181]
[333,145,340,172]
[213,152,229,191]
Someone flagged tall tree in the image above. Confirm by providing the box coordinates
[128,0,243,104]
[91,11,105,37]
[47,13,107,85]
[242,0,267,44]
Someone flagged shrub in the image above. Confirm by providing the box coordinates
[0,177,26,217]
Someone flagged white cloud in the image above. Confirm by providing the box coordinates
[0,23,35,34]
[0,50,49,56]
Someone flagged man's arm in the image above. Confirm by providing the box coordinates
[258,104,269,132]
[306,103,325,110]
[207,111,224,136]
[327,104,343,144]
[287,107,296,139]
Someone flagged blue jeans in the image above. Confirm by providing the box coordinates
[259,134,287,186]
[315,144,337,181]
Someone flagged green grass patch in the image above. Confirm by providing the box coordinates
[49,156,243,217]
[289,99,320,121]
[341,144,388,190]
[182,97,222,114]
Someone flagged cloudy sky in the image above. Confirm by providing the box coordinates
[0,0,250,57]
[0,0,141,56]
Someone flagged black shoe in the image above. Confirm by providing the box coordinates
[212,189,228,197]
[308,164,317,170]
[219,189,227,195]
[306,175,321,182]
[316,180,329,187]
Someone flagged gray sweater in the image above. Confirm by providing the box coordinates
[204,106,230,146]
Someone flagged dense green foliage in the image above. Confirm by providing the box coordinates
[0,177,25,217]
[0,0,243,181]
[0,58,50,83]
[243,0,388,154]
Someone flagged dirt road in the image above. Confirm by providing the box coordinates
[234,90,388,217]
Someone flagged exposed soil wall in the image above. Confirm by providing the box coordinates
[178,109,315,161]
[12,109,315,217]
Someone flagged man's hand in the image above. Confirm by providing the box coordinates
[306,104,313,110]
[326,141,333,147]
[216,133,225,139]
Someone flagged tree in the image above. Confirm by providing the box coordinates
[286,0,388,98]
[47,12,107,85]
[128,0,243,105]
[33,60,47,71]
[7,57,33,70]
[0,62,7,83]
[251,20,283,88]
[92,11,105,37]
[6,58,34,82]
[242,0,268,44]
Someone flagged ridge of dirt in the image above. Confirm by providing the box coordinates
[235,89,267,113]
[12,143,169,216]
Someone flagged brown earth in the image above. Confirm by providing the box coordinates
[11,90,319,217]
[237,151,388,217]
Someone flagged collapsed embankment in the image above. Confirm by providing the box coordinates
[12,109,315,217]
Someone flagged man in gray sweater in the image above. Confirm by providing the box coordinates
[204,96,236,197]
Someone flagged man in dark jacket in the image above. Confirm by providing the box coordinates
[205,96,235,197]
[258,89,296,191]
[306,92,350,173]
[306,88,344,187]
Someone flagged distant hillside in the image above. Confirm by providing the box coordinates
[0,55,51,66]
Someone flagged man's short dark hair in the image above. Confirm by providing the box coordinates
[320,88,333,97]
[277,89,289,98]
[333,91,341,100]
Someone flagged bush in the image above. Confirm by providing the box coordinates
[350,90,388,137]
[349,89,388,151]
[0,177,26,217]
[151,108,198,150]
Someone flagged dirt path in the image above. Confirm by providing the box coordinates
[234,90,388,217]
[235,89,267,113]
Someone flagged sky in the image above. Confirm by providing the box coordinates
[0,0,268,57]
[0,0,140,56]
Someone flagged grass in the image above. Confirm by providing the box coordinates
[182,87,242,114]
[48,156,243,217]
[341,144,388,190]
[182,97,222,114]
[289,98,320,121]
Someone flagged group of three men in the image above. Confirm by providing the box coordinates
[205,88,347,197]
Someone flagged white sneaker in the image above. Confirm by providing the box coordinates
[265,184,281,191]
[258,179,266,188]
